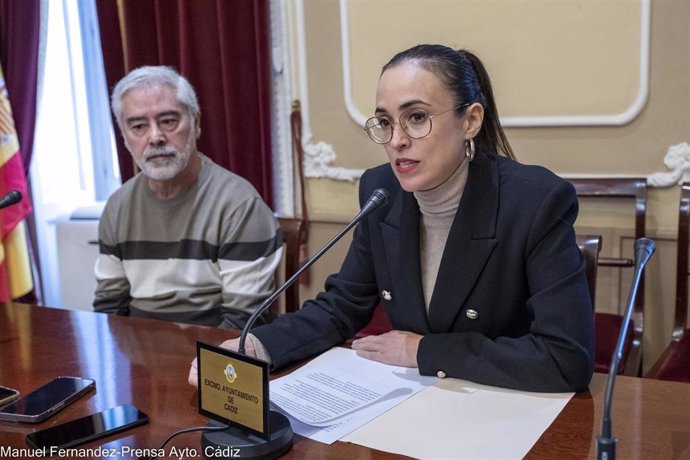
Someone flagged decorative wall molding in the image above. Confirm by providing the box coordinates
[339,0,651,128]
[303,141,364,182]
[647,142,690,188]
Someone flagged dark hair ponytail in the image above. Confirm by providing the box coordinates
[459,50,514,160]
[382,44,515,160]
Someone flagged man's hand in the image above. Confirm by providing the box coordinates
[187,337,257,387]
[351,330,422,367]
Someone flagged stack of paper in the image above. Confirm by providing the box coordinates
[270,348,574,458]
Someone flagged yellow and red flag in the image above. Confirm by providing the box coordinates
[0,63,33,302]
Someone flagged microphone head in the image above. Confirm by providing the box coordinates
[357,188,391,220]
[7,190,22,204]
[0,189,22,208]
[634,237,656,266]
[634,237,656,255]
[370,188,390,208]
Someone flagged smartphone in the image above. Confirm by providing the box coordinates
[0,386,20,407]
[0,376,95,423]
[25,404,149,450]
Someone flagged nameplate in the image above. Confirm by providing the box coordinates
[196,342,269,439]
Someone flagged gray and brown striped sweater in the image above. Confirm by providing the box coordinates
[93,155,282,329]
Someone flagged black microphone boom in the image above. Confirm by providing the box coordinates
[0,190,22,209]
[597,237,656,460]
[197,191,392,460]
[238,187,390,354]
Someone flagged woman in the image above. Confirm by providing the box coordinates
[190,44,594,392]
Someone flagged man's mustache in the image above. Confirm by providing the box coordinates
[144,147,177,160]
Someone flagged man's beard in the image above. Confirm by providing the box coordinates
[135,134,196,181]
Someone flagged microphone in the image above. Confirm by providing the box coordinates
[200,188,390,459]
[0,190,22,209]
[597,237,656,460]
[238,187,390,354]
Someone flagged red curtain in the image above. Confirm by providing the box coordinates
[0,0,39,175]
[0,0,41,303]
[96,0,274,207]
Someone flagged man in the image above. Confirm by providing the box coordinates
[94,66,282,329]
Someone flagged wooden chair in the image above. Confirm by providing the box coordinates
[645,183,690,382]
[274,101,310,315]
[577,234,603,309]
[276,217,307,314]
[355,234,602,339]
[566,178,647,376]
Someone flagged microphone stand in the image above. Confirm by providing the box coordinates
[597,237,656,460]
[201,188,389,459]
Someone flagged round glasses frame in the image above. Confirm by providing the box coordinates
[364,102,470,145]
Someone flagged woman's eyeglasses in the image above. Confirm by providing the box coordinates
[364,103,469,144]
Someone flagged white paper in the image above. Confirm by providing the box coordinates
[270,347,436,444]
[342,377,574,459]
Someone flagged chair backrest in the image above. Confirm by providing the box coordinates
[277,217,307,314]
[567,178,647,266]
[643,185,690,381]
[567,177,647,292]
[672,183,690,341]
[576,234,602,309]
[567,177,647,375]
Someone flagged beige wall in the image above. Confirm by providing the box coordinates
[292,0,690,374]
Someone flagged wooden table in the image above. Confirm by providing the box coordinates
[1,302,689,459]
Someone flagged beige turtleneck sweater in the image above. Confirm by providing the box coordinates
[413,158,470,311]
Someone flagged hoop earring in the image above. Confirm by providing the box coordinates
[465,138,475,162]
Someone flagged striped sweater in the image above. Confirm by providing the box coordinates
[93,156,282,329]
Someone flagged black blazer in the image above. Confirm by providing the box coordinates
[254,154,594,392]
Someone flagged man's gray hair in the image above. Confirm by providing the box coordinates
[111,66,200,130]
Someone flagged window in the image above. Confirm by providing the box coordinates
[31,0,119,307]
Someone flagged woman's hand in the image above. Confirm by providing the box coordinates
[351,330,422,367]
[187,337,257,387]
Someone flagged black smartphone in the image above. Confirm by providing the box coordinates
[0,376,95,423]
[25,404,149,450]
[0,385,20,407]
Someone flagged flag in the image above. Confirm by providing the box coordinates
[0,62,33,302]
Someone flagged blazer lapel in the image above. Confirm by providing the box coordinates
[380,190,431,333]
[428,156,499,332]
